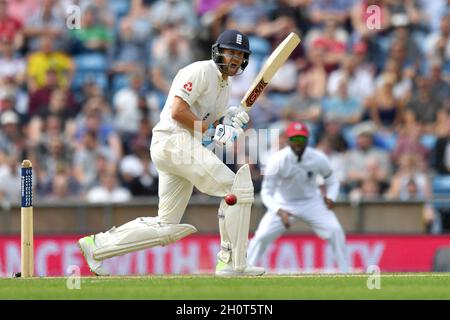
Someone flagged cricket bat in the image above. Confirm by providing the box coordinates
[241,32,301,111]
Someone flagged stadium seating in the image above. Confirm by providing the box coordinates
[72,53,109,92]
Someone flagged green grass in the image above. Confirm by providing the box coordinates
[1,274,450,300]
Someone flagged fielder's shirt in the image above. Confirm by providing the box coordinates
[261,146,340,213]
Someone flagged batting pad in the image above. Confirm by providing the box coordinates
[218,164,254,271]
[93,217,197,260]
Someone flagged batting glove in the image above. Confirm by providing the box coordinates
[213,123,243,147]
[221,106,250,129]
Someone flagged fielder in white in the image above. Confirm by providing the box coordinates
[247,121,349,273]
[78,29,265,277]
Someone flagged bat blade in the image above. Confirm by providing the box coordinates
[240,32,301,111]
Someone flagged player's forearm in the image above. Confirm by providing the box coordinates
[260,179,280,213]
[261,189,279,213]
[171,97,208,133]
[324,173,340,202]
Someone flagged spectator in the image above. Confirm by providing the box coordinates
[247,91,282,130]
[405,75,444,133]
[151,25,193,95]
[73,130,115,192]
[259,0,310,38]
[386,154,430,200]
[306,19,348,73]
[0,37,26,86]
[74,98,122,161]
[109,18,149,85]
[351,0,391,70]
[301,45,328,99]
[68,5,113,55]
[316,134,348,186]
[386,0,423,30]
[28,70,77,118]
[195,0,236,44]
[375,58,413,102]
[86,167,131,203]
[0,154,20,209]
[0,110,25,160]
[225,0,268,36]
[34,114,70,150]
[37,88,78,122]
[27,35,75,92]
[316,119,349,153]
[385,153,436,232]
[44,164,80,200]
[428,60,450,108]
[432,111,450,174]
[130,117,153,153]
[119,0,153,44]
[0,0,24,50]
[366,72,402,131]
[424,14,449,65]
[119,137,159,196]
[282,76,322,136]
[351,0,391,39]
[345,124,392,193]
[113,72,151,146]
[391,122,430,167]
[309,0,354,28]
[261,10,306,68]
[7,0,39,26]
[418,0,449,32]
[71,0,116,29]
[327,52,375,102]
[0,88,20,116]
[150,0,200,37]
[24,0,65,52]
[349,177,382,202]
[34,134,72,194]
[387,20,423,72]
[322,75,364,126]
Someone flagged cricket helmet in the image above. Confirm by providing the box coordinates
[212,29,251,71]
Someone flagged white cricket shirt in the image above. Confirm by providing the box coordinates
[261,146,340,213]
[152,60,230,138]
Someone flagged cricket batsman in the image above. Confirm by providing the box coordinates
[78,29,265,277]
[247,121,349,273]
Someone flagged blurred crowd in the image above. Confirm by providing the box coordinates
[0,0,449,231]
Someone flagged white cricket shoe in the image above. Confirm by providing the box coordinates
[215,259,265,277]
[78,235,110,276]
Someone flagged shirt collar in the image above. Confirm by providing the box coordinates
[287,146,308,163]
[213,60,228,87]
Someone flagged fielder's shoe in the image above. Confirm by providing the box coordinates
[215,259,265,277]
[78,235,110,276]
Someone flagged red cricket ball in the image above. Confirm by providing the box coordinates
[224,194,237,206]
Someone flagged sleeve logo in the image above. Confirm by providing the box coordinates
[183,81,193,92]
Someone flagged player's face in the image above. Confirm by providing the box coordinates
[221,49,245,76]
[288,135,308,161]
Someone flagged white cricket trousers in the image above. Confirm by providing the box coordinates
[247,195,349,272]
[150,131,235,224]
